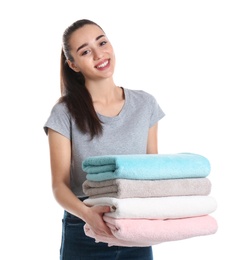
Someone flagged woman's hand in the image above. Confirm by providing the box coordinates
[84,205,113,236]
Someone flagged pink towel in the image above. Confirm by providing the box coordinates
[84,215,218,247]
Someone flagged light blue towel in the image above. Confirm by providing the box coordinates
[82,153,211,181]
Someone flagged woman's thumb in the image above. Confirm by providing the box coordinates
[101,205,112,213]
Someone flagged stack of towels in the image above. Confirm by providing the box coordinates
[82,153,218,247]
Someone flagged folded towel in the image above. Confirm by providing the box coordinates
[84,196,217,219]
[82,153,211,181]
[84,215,218,247]
[82,178,212,198]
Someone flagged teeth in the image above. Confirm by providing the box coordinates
[97,61,108,68]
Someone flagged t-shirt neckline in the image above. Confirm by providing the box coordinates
[96,87,127,122]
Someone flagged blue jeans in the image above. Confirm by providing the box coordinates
[60,210,153,260]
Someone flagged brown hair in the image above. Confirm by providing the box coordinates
[59,19,104,139]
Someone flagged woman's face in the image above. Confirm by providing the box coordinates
[68,24,115,81]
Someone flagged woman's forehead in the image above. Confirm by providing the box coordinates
[70,24,105,46]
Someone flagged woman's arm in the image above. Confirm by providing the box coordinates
[146,123,158,154]
[47,128,112,235]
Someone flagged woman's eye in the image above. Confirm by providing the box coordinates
[100,41,107,46]
[81,50,90,56]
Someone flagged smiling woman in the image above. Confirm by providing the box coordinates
[43,19,165,259]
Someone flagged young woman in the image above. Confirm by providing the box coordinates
[44,19,165,259]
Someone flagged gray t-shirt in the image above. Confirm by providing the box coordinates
[44,88,165,197]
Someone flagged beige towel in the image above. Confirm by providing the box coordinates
[82,178,211,198]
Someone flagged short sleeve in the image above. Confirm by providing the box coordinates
[149,95,165,128]
[43,102,71,140]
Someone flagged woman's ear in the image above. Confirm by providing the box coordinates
[67,60,80,72]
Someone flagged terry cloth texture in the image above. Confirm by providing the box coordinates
[84,215,218,247]
[82,153,211,181]
[82,178,212,198]
[82,153,218,246]
[84,196,217,219]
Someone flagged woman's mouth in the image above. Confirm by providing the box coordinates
[96,60,109,69]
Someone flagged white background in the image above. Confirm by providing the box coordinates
[1,0,249,259]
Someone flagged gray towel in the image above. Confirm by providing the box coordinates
[82,178,212,198]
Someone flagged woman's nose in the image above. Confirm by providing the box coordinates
[93,49,103,60]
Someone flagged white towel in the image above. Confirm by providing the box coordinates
[84,196,217,219]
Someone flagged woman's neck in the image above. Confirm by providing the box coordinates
[86,78,120,104]
[85,79,125,117]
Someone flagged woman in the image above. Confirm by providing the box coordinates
[44,19,165,259]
